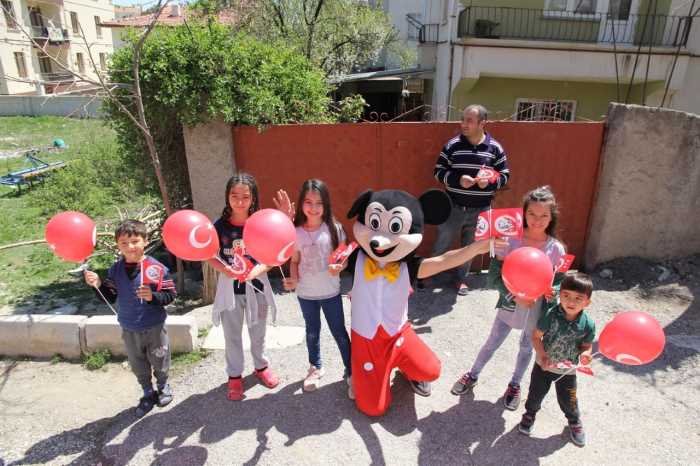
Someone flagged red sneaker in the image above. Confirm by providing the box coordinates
[227,378,243,401]
[255,367,280,388]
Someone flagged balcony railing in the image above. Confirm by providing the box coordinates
[30,26,70,42]
[40,71,73,82]
[458,6,692,47]
[406,13,440,44]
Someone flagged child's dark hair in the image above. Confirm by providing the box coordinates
[221,172,260,221]
[294,178,341,250]
[523,185,559,237]
[560,272,593,298]
[115,219,147,241]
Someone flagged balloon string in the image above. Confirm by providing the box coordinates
[278,265,286,280]
[94,285,118,315]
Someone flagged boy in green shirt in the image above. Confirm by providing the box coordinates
[518,272,595,447]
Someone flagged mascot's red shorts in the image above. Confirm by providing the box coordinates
[351,323,441,416]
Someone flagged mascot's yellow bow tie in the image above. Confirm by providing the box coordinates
[364,258,400,283]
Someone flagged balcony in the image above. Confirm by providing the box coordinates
[458,6,691,47]
[30,25,70,44]
[40,71,73,82]
[406,14,440,44]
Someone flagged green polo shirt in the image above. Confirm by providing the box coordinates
[538,303,595,373]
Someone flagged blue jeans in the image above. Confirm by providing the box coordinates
[431,205,489,283]
[298,294,352,376]
[469,315,534,386]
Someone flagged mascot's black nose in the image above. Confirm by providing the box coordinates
[370,240,379,249]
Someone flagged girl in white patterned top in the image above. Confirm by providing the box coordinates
[282,179,352,396]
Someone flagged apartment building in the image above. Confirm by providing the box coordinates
[0,0,115,95]
[378,0,700,120]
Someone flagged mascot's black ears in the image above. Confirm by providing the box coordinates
[347,190,373,220]
[419,189,452,225]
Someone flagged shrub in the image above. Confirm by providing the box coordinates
[83,348,112,370]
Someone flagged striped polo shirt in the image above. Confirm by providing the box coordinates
[433,132,510,208]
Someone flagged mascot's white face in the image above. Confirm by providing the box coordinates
[353,201,422,265]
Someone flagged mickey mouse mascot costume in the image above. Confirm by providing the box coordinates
[346,189,491,416]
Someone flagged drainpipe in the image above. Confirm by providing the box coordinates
[445,0,456,120]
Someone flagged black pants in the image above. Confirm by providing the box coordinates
[524,363,580,424]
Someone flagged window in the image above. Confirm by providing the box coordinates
[2,0,17,29]
[75,52,85,73]
[609,0,632,20]
[545,0,597,15]
[38,53,52,74]
[94,15,101,38]
[514,99,576,122]
[13,51,27,78]
[70,11,79,34]
[28,6,43,27]
[99,52,106,70]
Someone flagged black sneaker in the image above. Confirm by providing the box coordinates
[157,384,173,407]
[408,380,432,397]
[569,422,586,447]
[503,383,521,411]
[518,413,535,435]
[135,393,157,418]
[451,372,478,395]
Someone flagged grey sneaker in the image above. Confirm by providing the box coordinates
[451,372,478,395]
[157,384,173,407]
[408,380,432,397]
[518,413,535,435]
[569,422,586,447]
[503,383,521,411]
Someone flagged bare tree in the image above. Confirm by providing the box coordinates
[1,0,187,290]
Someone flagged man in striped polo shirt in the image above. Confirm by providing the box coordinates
[430,104,510,295]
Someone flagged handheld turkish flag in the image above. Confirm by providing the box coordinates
[230,246,255,281]
[475,211,491,241]
[477,165,500,184]
[492,208,523,239]
[330,241,359,265]
[141,258,164,291]
[556,254,576,273]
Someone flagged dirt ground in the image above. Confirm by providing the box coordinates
[0,254,698,465]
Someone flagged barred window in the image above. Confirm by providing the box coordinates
[515,99,576,122]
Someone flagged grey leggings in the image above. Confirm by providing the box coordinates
[469,315,533,386]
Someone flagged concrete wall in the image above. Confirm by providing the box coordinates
[585,103,700,267]
[0,95,104,117]
[0,315,198,359]
[182,120,236,221]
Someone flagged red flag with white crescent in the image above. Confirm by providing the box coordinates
[141,258,164,291]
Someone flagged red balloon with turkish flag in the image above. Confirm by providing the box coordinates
[598,311,665,365]
[162,210,219,261]
[45,211,96,262]
[501,246,554,301]
[243,209,296,266]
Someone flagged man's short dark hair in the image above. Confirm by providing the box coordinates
[560,272,593,298]
[115,219,148,241]
[464,104,488,122]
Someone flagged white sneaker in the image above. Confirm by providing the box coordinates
[302,366,324,392]
[347,375,355,400]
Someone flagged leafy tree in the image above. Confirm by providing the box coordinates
[196,0,411,78]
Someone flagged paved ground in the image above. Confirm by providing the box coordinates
[1,272,699,465]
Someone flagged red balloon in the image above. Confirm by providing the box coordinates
[162,210,219,261]
[501,246,554,301]
[599,311,665,365]
[45,211,96,262]
[243,209,296,266]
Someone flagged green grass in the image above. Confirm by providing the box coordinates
[82,348,112,370]
[172,348,209,369]
[0,116,155,310]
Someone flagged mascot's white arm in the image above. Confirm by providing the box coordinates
[417,238,506,279]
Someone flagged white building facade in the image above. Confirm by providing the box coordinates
[1,0,115,95]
